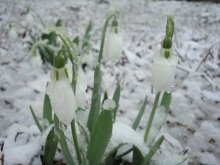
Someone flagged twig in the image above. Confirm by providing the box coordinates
[195,41,220,71]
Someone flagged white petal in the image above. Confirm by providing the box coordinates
[103,27,123,60]
[103,99,116,110]
[150,49,177,92]
[75,71,87,108]
[46,69,77,124]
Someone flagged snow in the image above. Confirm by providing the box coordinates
[0,0,220,164]
[106,122,149,157]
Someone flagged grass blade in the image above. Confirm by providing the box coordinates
[112,84,120,121]
[71,120,82,164]
[30,105,43,133]
[132,95,148,130]
[144,92,161,143]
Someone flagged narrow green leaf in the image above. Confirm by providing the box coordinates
[112,84,120,121]
[43,93,53,124]
[54,115,75,165]
[73,36,80,46]
[82,20,93,50]
[102,91,108,106]
[71,120,82,164]
[55,18,62,27]
[144,92,161,143]
[43,127,58,165]
[87,110,113,165]
[30,105,43,133]
[132,146,144,165]
[87,64,101,132]
[77,122,89,143]
[132,95,148,130]
[105,151,117,165]
[105,143,125,165]
[81,152,89,165]
[141,136,164,165]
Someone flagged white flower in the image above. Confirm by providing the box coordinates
[75,71,87,108]
[103,27,123,60]
[150,48,177,93]
[46,68,77,124]
[103,99,116,110]
[66,62,87,108]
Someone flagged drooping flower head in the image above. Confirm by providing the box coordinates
[151,48,177,93]
[46,54,77,124]
[150,16,177,93]
[103,17,123,60]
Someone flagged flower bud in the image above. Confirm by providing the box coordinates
[46,68,77,124]
[150,48,177,93]
[103,99,116,110]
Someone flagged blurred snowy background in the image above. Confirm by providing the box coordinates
[0,0,220,164]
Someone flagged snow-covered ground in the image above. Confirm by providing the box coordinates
[0,0,220,164]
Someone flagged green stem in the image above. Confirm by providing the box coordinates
[54,115,75,165]
[71,120,82,164]
[98,10,120,63]
[144,92,161,143]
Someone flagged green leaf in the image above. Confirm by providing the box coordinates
[132,95,148,130]
[105,150,117,165]
[105,143,125,165]
[141,136,164,165]
[30,105,43,133]
[73,36,80,46]
[77,121,89,143]
[132,146,144,165]
[43,93,53,124]
[82,20,93,50]
[102,91,108,106]
[55,18,62,27]
[144,92,161,143]
[43,127,58,165]
[71,120,82,164]
[54,115,75,165]
[112,84,120,121]
[87,110,113,165]
[87,64,101,132]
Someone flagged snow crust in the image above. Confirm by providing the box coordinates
[0,0,220,164]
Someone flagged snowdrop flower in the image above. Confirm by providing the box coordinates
[103,99,116,110]
[66,61,87,108]
[75,70,87,108]
[103,22,123,60]
[150,48,177,93]
[46,55,77,124]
